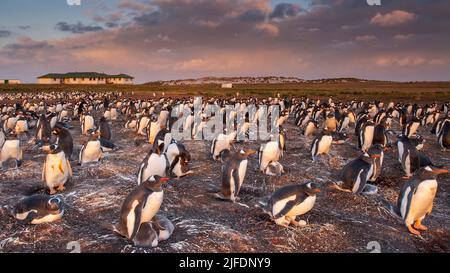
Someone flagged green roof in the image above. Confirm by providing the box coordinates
[38,72,134,79]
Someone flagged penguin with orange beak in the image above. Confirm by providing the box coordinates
[335,146,382,194]
[215,149,255,202]
[392,166,448,235]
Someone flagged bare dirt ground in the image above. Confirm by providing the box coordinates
[0,101,449,253]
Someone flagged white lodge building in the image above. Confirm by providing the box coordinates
[37,72,134,85]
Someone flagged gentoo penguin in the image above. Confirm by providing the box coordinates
[264,161,284,176]
[114,175,170,240]
[12,195,64,224]
[215,150,255,202]
[137,146,169,185]
[211,132,236,160]
[403,117,421,138]
[152,214,175,242]
[438,119,450,151]
[263,181,320,227]
[310,130,333,162]
[132,214,175,248]
[146,114,160,144]
[0,126,5,148]
[335,146,381,195]
[392,166,448,235]
[367,144,384,182]
[132,221,159,248]
[152,128,173,153]
[0,133,23,169]
[372,121,389,148]
[80,113,95,135]
[397,134,421,178]
[303,120,318,137]
[99,116,112,141]
[35,114,52,143]
[43,144,72,194]
[52,125,74,160]
[325,113,338,132]
[79,130,103,165]
[258,139,282,172]
[359,120,375,152]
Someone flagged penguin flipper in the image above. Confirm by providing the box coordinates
[130,203,143,240]
[19,211,38,224]
[232,169,241,196]
[42,161,46,182]
[67,159,73,177]
[272,199,298,219]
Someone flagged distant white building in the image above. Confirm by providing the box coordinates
[0,79,21,84]
[37,72,134,85]
[221,83,233,89]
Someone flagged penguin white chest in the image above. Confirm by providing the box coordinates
[287,195,316,217]
[1,140,21,162]
[81,141,102,163]
[362,126,374,150]
[407,180,437,222]
[260,142,281,170]
[397,142,405,163]
[318,136,332,154]
[44,153,70,187]
[141,192,164,223]
[140,154,167,183]
[237,159,248,187]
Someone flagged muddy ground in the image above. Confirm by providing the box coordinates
[0,102,449,253]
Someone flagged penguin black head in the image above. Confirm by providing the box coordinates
[48,144,63,154]
[305,181,321,195]
[47,196,63,212]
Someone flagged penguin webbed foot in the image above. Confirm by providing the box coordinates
[413,220,428,231]
[406,224,421,236]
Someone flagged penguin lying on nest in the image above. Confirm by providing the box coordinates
[7,195,64,225]
[261,181,320,227]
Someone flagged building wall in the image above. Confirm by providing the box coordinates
[0,79,21,84]
[38,78,61,84]
[221,83,233,88]
[38,77,133,84]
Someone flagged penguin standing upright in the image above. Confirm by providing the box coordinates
[0,133,23,168]
[359,120,375,152]
[335,146,381,194]
[310,130,333,162]
[12,195,64,224]
[258,139,282,172]
[397,134,421,178]
[147,114,160,144]
[438,119,449,151]
[303,120,318,137]
[99,116,112,141]
[52,125,74,160]
[114,176,170,240]
[392,166,448,235]
[263,181,320,227]
[211,132,236,160]
[367,144,384,182]
[137,146,169,185]
[79,130,103,165]
[35,114,52,143]
[215,150,255,202]
[372,120,389,148]
[81,113,95,135]
[403,117,421,138]
[42,144,72,194]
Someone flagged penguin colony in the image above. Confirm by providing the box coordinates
[0,91,449,251]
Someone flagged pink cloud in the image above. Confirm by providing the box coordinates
[394,34,415,41]
[370,10,416,27]
[375,56,446,67]
[255,23,279,36]
[355,35,377,42]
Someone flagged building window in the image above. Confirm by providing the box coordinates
[73,78,76,81]
[53,78,57,81]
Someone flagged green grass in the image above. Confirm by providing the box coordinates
[1,82,450,101]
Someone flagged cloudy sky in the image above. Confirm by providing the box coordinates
[0,0,449,83]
